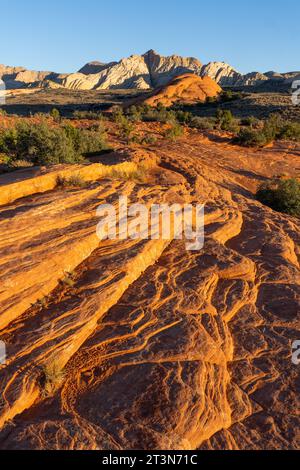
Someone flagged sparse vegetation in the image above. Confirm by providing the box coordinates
[240,116,261,128]
[73,110,104,120]
[277,122,300,141]
[42,362,65,397]
[8,159,35,169]
[141,134,157,145]
[219,90,243,102]
[216,109,240,132]
[0,119,108,167]
[57,174,87,189]
[189,116,216,130]
[126,105,142,122]
[164,122,184,140]
[234,114,300,147]
[61,272,76,287]
[50,108,61,123]
[234,127,270,147]
[110,165,147,183]
[256,178,300,217]
[125,104,176,124]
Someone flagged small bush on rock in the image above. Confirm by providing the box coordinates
[256,178,300,217]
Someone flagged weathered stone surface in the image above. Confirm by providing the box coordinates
[200,62,241,86]
[143,74,221,107]
[1,52,299,91]
[0,132,299,450]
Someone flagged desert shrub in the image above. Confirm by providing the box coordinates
[234,128,269,147]
[262,114,281,142]
[220,90,243,102]
[61,272,76,287]
[0,152,11,164]
[9,159,35,169]
[234,114,299,147]
[126,105,142,122]
[174,110,192,125]
[57,174,87,188]
[164,123,184,140]
[141,134,158,145]
[216,109,238,131]
[143,107,176,124]
[73,110,104,120]
[190,116,216,130]
[64,124,107,154]
[110,166,146,183]
[277,122,300,141]
[113,106,125,123]
[125,104,177,124]
[240,116,261,128]
[0,120,108,166]
[206,96,218,104]
[50,108,61,123]
[42,363,65,397]
[0,121,80,165]
[256,178,300,217]
[116,115,135,141]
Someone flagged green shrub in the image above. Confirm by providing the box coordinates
[277,122,300,141]
[220,91,243,102]
[63,123,107,154]
[189,116,215,130]
[141,134,158,145]
[50,108,61,123]
[234,114,300,147]
[73,110,104,120]
[0,121,79,165]
[0,120,108,166]
[113,106,125,124]
[256,178,300,217]
[116,115,135,141]
[216,109,237,131]
[206,96,218,104]
[126,105,142,122]
[125,104,177,125]
[240,116,261,128]
[143,107,176,124]
[0,109,7,117]
[234,128,269,147]
[164,123,184,140]
[174,110,192,125]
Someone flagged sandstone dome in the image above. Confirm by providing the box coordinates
[144,73,222,107]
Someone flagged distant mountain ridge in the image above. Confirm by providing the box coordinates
[1,50,299,92]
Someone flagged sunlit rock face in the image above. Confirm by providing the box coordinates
[0,128,299,450]
[142,74,222,107]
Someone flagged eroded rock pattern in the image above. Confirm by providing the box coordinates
[0,134,299,450]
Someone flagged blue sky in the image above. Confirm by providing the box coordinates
[1,0,299,74]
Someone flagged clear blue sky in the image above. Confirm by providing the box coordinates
[1,0,299,74]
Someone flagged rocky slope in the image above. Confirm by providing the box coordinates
[2,51,299,92]
[200,62,241,86]
[0,127,299,450]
